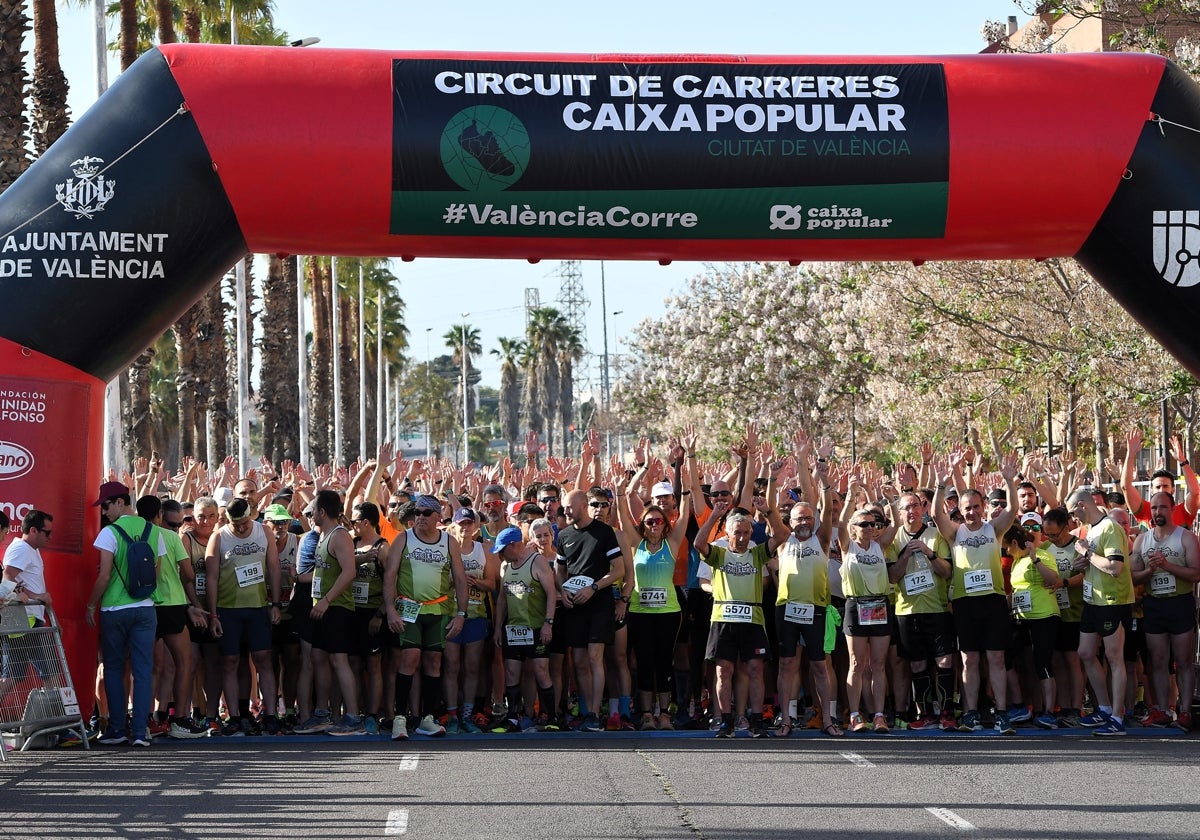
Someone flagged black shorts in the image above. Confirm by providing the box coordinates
[546,600,568,654]
[775,603,827,661]
[1143,594,1197,636]
[561,592,615,649]
[215,606,272,656]
[1079,603,1131,638]
[952,594,1011,652]
[896,611,957,662]
[705,621,770,663]
[354,607,386,657]
[501,628,550,661]
[1123,614,1146,662]
[271,615,299,647]
[843,596,891,638]
[154,604,189,638]
[289,581,314,643]
[674,586,692,644]
[1055,620,1081,653]
[311,604,357,655]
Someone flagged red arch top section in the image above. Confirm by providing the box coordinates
[159,45,1164,262]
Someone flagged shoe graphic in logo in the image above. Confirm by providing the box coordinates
[770,204,804,231]
[55,156,115,219]
[1152,210,1200,287]
[441,106,530,192]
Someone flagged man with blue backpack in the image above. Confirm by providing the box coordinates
[84,481,166,747]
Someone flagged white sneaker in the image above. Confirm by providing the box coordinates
[391,715,408,741]
[415,714,446,736]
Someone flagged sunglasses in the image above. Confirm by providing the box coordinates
[483,500,505,508]
[388,502,404,509]
[709,490,732,498]
[1024,523,1042,533]
[989,500,1007,507]
[183,516,195,523]
[414,509,439,518]
[37,527,52,537]
[538,497,559,505]
[589,501,610,508]
[162,521,181,531]
[852,521,878,528]
[643,518,664,526]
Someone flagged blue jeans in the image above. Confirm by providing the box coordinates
[99,606,157,738]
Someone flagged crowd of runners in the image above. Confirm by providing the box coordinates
[2,423,1196,745]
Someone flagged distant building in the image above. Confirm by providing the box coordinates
[981,3,1200,56]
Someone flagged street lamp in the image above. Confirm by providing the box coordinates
[425,327,432,457]
[460,313,470,464]
[611,310,624,461]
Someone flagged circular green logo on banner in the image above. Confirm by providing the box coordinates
[440,106,530,192]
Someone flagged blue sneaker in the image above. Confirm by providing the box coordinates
[582,713,602,732]
[364,715,380,735]
[994,712,1015,735]
[1093,716,1126,736]
[957,710,982,732]
[1007,706,1032,724]
[1033,713,1058,729]
[1079,711,1109,728]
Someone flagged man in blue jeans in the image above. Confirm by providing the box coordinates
[84,481,164,747]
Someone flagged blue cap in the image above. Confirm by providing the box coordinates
[490,526,525,554]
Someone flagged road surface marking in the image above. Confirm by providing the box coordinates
[385,809,410,835]
[839,751,875,768]
[926,807,975,831]
[398,754,419,771]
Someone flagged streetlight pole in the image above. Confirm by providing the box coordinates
[297,255,310,468]
[424,327,432,457]
[461,313,470,464]
[611,310,624,461]
[601,263,610,458]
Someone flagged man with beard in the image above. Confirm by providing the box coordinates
[479,484,509,541]
[1130,491,1200,730]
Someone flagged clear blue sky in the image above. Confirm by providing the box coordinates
[43,0,1025,394]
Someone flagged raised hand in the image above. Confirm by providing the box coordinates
[681,423,699,456]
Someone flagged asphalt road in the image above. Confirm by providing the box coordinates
[0,729,1197,839]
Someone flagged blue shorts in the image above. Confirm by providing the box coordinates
[447,616,489,645]
[216,606,272,656]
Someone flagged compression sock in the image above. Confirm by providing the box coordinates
[422,673,443,719]
[911,671,933,714]
[394,673,414,718]
[538,686,556,720]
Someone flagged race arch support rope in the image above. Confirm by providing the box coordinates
[0,43,1197,692]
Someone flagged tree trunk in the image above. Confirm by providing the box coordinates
[128,348,155,461]
[119,0,137,71]
[341,293,359,463]
[259,255,299,463]
[309,258,332,465]
[0,0,30,192]
[1065,385,1078,453]
[1093,399,1109,481]
[174,305,197,460]
[183,5,200,43]
[154,0,176,43]
[200,281,230,464]
[30,0,68,157]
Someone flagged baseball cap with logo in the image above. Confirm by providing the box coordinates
[452,508,477,523]
[490,526,525,554]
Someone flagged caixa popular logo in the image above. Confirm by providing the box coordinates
[0,441,33,480]
[55,156,116,220]
[1152,210,1200,287]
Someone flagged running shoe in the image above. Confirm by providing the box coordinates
[461,716,482,734]
[443,717,459,735]
[714,723,734,738]
[470,711,491,731]
[907,716,938,730]
[708,717,723,732]
[364,715,380,735]
[491,718,520,734]
[327,715,365,736]
[240,716,262,737]
[939,710,958,732]
[1133,701,1151,723]
[130,736,151,748]
[1079,711,1109,728]
[639,713,656,731]
[519,716,537,733]
[97,730,127,746]
[735,715,750,732]
[605,712,622,731]
[582,713,603,732]
[169,717,210,739]
[750,722,769,738]
[294,711,333,734]
[618,715,636,731]
[1176,711,1193,731]
[1007,706,1032,724]
[849,712,869,733]
[391,715,408,741]
[221,719,244,738]
[872,713,889,733]
[656,713,674,731]
[206,718,222,736]
[148,718,170,738]
[536,713,560,732]
[1093,717,1127,736]
[1057,711,1082,729]
[1144,708,1173,728]
[263,715,281,736]
[416,714,446,736]
[994,712,1015,735]
[1033,714,1058,730]
[958,710,982,732]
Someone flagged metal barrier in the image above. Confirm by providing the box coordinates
[0,604,89,758]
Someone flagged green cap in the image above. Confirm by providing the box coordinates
[262,504,293,522]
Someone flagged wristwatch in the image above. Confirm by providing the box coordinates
[544,617,554,625]
[455,610,467,617]
[590,582,599,592]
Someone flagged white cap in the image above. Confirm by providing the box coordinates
[213,487,234,507]
[651,482,674,497]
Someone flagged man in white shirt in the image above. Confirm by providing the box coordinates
[0,509,56,705]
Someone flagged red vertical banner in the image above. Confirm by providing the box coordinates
[0,337,103,706]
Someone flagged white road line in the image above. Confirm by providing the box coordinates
[838,751,875,768]
[385,809,410,835]
[926,807,976,831]
[398,754,419,771]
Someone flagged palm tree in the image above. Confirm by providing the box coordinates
[258,254,298,463]
[0,2,29,192]
[308,256,332,464]
[31,0,69,156]
[445,323,482,431]
[556,325,585,456]
[492,337,525,460]
[523,307,568,458]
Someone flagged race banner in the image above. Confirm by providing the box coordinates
[391,60,949,240]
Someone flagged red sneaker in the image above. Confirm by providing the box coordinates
[1145,708,1173,728]
[605,712,622,731]
[907,716,938,730]
[1176,711,1192,732]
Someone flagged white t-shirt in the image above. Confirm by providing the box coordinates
[3,538,46,622]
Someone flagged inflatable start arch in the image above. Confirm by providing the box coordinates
[1,44,1199,691]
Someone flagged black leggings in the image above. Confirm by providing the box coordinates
[1013,616,1060,680]
[628,610,682,694]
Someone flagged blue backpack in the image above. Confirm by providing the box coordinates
[111,521,158,599]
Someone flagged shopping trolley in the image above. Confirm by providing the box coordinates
[0,603,89,758]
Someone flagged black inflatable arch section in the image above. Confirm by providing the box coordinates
[3,44,1199,686]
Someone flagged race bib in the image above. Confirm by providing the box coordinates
[639,588,668,608]
[562,575,594,594]
[783,601,814,625]
[1150,570,1176,597]
[468,584,483,606]
[235,561,264,588]
[1055,587,1071,611]
[1082,579,1094,602]
[352,579,370,605]
[311,572,323,600]
[1011,590,1032,613]
[904,570,934,595]
[720,602,753,623]
[855,597,888,626]
[964,569,993,595]
[396,596,421,623]
[194,571,206,596]
[505,624,534,645]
